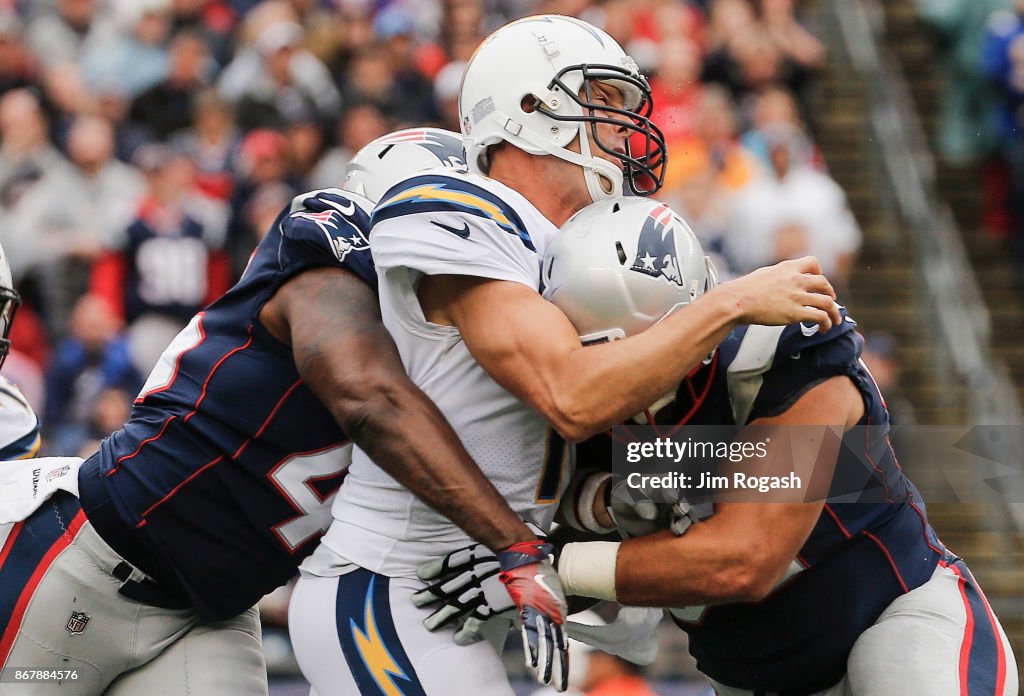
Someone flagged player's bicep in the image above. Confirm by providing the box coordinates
[752,374,865,429]
[428,274,584,420]
[716,376,864,580]
[274,267,408,420]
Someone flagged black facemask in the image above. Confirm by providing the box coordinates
[538,63,667,196]
[0,284,21,370]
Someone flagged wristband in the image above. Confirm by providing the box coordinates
[577,472,615,534]
[557,541,619,601]
[559,470,615,534]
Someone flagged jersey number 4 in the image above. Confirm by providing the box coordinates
[268,444,353,552]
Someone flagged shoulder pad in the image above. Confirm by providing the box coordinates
[725,324,788,425]
[0,377,40,459]
[725,307,857,424]
[282,189,372,265]
[773,308,857,364]
[372,173,535,252]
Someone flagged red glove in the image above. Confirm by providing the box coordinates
[497,540,569,692]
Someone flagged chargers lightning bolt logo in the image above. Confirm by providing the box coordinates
[630,203,683,287]
[351,576,410,696]
[377,183,535,251]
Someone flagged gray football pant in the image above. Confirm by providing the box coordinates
[709,560,1018,696]
[0,513,267,695]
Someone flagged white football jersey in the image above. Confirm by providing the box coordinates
[313,170,571,578]
[0,375,40,460]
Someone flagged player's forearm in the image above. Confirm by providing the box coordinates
[548,290,742,440]
[616,519,779,605]
[570,382,848,605]
[282,268,535,551]
[342,382,535,551]
[560,516,781,607]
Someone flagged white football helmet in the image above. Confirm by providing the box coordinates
[542,198,716,343]
[0,241,19,369]
[343,128,467,203]
[459,15,666,202]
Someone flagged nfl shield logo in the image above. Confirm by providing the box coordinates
[66,611,90,635]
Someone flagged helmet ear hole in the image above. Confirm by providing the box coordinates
[521,95,540,114]
[615,241,627,266]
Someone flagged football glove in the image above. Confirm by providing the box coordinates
[497,540,569,692]
[412,542,515,645]
[607,477,707,538]
[414,540,569,692]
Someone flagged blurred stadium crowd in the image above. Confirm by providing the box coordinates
[914,0,1024,277]
[9,0,1019,693]
[0,0,868,465]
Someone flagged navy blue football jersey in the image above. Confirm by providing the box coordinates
[117,200,224,324]
[579,310,946,693]
[79,189,374,620]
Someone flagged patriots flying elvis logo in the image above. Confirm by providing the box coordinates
[291,197,369,263]
[630,203,683,287]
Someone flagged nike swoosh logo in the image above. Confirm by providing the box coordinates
[531,574,562,604]
[799,322,821,337]
[323,198,356,216]
[431,220,471,238]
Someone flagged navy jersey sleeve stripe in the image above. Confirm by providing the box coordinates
[749,331,864,423]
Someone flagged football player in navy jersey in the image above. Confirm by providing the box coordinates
[0,129,568,695]
[416,198,1017,696]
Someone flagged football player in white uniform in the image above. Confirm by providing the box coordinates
[289,14,844,695]
[416,198,1018,696]
[0,242,39,462]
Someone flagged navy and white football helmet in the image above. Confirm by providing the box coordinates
[343,128,467,204]
[0,241,19,369]
[542,197,716,344]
